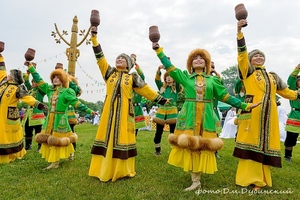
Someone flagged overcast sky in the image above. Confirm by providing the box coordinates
[2,0,300,112]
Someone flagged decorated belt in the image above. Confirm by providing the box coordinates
[50,111,65,114]
[292,108,300,111]
[185,98,212,103]
[133,103,140,106]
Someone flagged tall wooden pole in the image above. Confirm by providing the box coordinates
[52,16,91,76]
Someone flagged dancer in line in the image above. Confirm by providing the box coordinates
[88,26,169,182]
[151,40,260,191]
[153,63,181,156]
[284,64,300,162]
[233,19,300,190]
[0,49,47,163]
[26,62,95,169]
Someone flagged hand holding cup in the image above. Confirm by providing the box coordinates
[235,3,248,27]
[90,10,100,34]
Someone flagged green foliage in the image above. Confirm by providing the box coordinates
[0,124,299,199]
[77,98,103,116]
[95,100,104,112]
[221,65,239,96]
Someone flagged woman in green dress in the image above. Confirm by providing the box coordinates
[151,41,260,191]
[26,62,95,169]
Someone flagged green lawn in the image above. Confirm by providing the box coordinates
[0,123,299,200]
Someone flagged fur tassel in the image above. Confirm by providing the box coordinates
[177,134,189,148]
[59,137,70,146]
[35,133,49,144]
[47,136,71,147]
[168,134,178,146]
[165,118,177,125]
[69,133,78,143]
[47,136,61,146]
[205,137,224,151]
[168,134,224,151]
[68,118,78,125]
[153,117,165,125]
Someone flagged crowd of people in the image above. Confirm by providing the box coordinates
[1,11,300,194]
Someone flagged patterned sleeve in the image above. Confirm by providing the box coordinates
[28,65,50,94]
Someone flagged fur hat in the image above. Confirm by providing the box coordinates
[186,48,211,74]
[116,53,134,71]
[50,69,69,88]
[10,69,24,84]
[248,49,265,62]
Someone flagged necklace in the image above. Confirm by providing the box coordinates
[196,78,205,101]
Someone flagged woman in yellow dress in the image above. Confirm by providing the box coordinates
[88,26,168,182]
[0,52,47,163]
[234,19,300,190]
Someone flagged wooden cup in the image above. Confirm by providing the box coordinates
[149,26,160,42]
[235,4,248,27]
[24,48,36,61]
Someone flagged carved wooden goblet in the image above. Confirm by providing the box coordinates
[55,63,63,69]
[90,10,100,27]
[24,48,36,61]
[149,25,160,42]
[235,3,248,27]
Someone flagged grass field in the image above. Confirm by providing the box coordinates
[0,123,299,200]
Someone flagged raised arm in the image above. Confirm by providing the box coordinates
[287,64,300,90]
[23,73,32,90]
[236,20,250,79]
[134,60,145,81]
[153,44,189,85]
[0,53,7,84]
[26,63,50,94]
[155,65,164,90]
[90,35,113,81]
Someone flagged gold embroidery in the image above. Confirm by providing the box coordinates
[256,71,261,81]
[7,107,19,120]
[196,76,205,101]
[50,92,58,112]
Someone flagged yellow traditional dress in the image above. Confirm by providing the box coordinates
[234,32,299,187]
[0,59,43,163]
[88,38,165,182]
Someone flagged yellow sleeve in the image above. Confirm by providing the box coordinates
[277,88,297,101]
[0,55,7,82]
[134,84,159,101]
[20,95,40,107]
